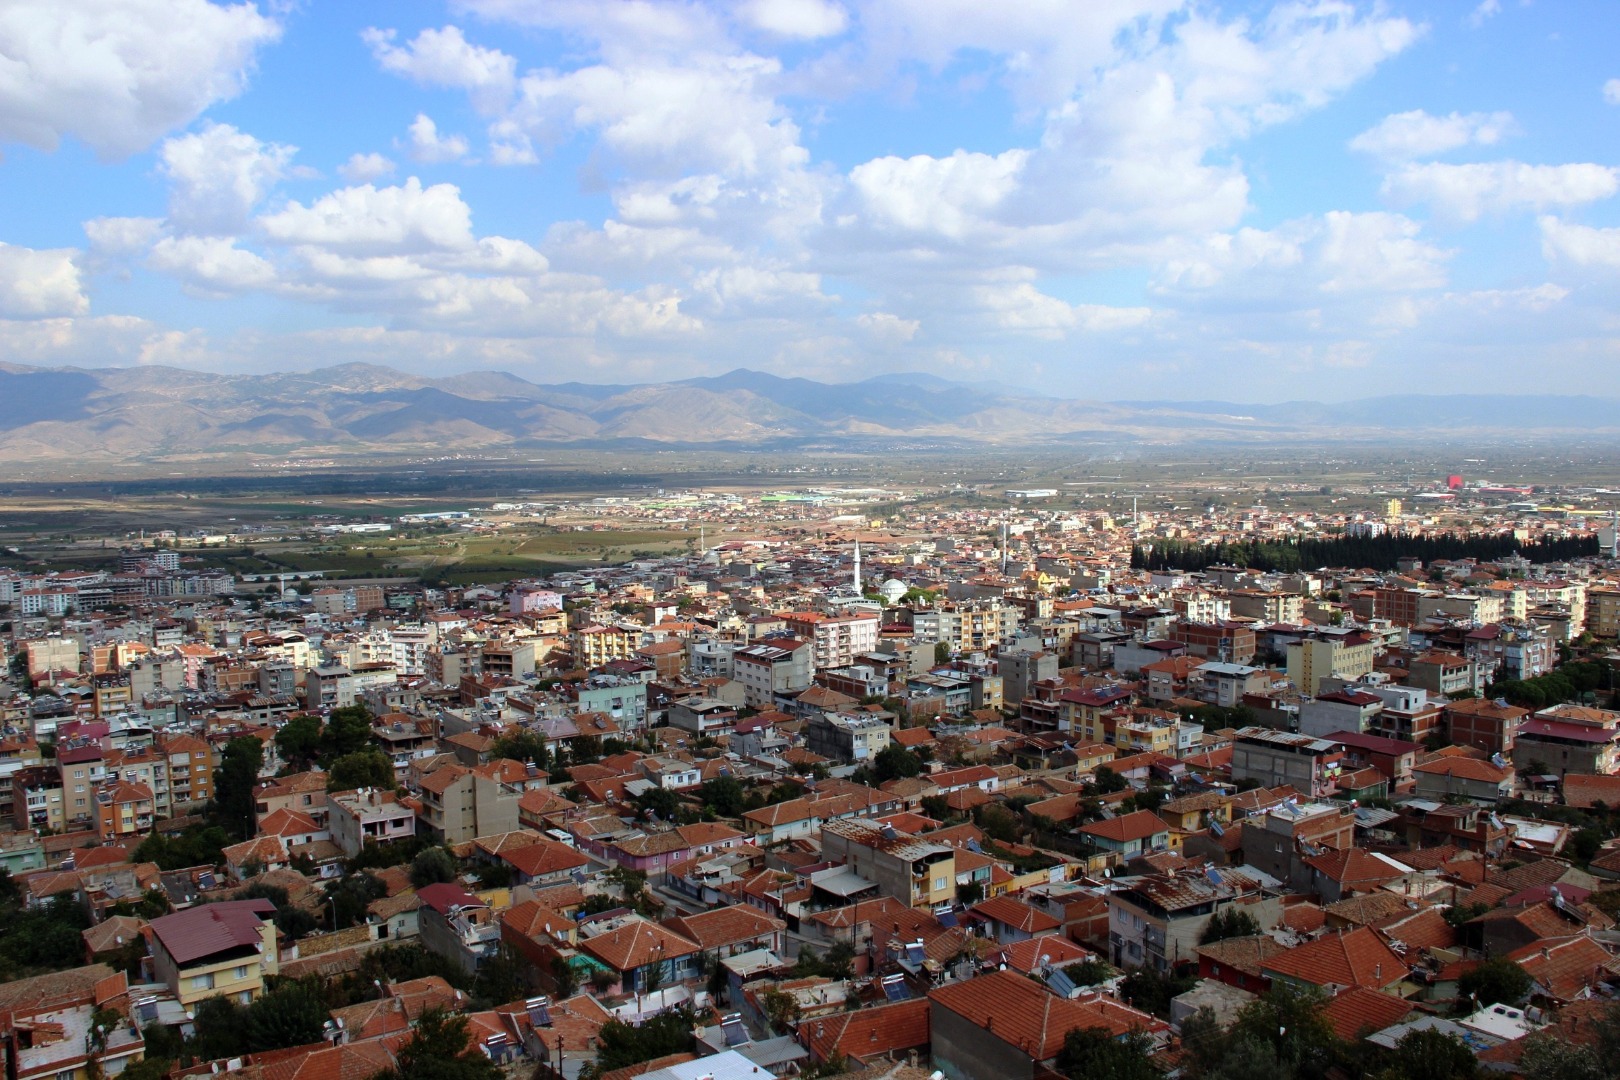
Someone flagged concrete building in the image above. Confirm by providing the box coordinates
[147,899,279,1005]
[780,612,880,670]
[731,639,813,709]
[804,711,893,763]
[417,763,525,844]
[328,787,417,857]
[820,818,955,909]
[1231,728,1344,799]
[1287,634,1376,696]
[417,883,500,974]
[997,645,1058,705]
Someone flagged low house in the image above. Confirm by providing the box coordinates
[927,969,1166,1080]
[1075,810,1171,867]
[577,916,702,997]
[662,906,785,959]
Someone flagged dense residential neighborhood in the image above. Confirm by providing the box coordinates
[4,486,1620,1080]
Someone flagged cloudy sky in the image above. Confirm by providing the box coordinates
[1,0,1618,401]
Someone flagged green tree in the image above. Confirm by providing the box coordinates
[188,996,249,1061]
[1519,1035,1607,1080]
[214,736,265,839]
[273,715,323,771]
[471,943,527,1008]
[1375,1027,1477,1080]
[1120,967,1195,1018]
[633,786,680,822]
[977,803,1021,843]
[488,729,549,770]
[551,955,579,998]
[1457,955,1532,1008]
[410,846,457,888]
[762,988,803,1033]
[1091,766,1127,794]
[699,774,746,817]
[324,871,386,930]
[319,705,374,762]
[374,1008,500,1080]
[873,744,923,782]
[1227,984,1341,1080]
[934,641,952,664]
[1055,1027,1160,1080]
[326,747,395,792]
[1200,907,1262,945]
[583,1006,698,1078]
[245,979,330,1052]
[1064,958,1116,986]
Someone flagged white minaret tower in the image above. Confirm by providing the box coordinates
[1001,522,1009,576]
[853,540,862,594]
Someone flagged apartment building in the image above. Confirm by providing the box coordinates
[417,762,528,844]
[1231,728,1344,799]
[147,899,279,1006]
[1172,622,1258,665]
[804,712,893,763]
[571,625,637,667]
[780,612,881,670]
[820,818,955,909]
[1445,697,1528,755]
[1286,633,1376,696]
[732,639,814,708]
[328,786,417,857]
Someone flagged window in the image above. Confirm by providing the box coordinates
[235,965,249,979]
[191,973,214,990]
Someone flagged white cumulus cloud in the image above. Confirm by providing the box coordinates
[1349,109,1516,161]
[1383,161,1620,221]
[0,242,88,317]
[856,312,920,344]
[160,122,297,235]
[338,152,396,184]
[0,0,280,159]
[259,177,476,254]
[404,114,470,164]
[362,25,515,108]
[1540,216,1620,271]
[737,0,848,39]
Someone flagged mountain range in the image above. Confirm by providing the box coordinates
[0,360,1614,465]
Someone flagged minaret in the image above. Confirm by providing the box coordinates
[1001,522,1008,576]
[853,540,862,594]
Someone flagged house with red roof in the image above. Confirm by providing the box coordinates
[1074,810,1170,867]
[928,969,1165,1080]
[1260,926,1409,995]
[147,898,278,1005]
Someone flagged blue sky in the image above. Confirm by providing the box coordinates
[0,0,1618,401]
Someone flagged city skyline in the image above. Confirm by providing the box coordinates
[1,0,1619,401]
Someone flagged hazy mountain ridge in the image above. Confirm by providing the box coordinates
[0,361,1615,463]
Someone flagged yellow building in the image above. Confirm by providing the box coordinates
[1287,634,1376,696]
[147,899,279,1006]
[1586,587,1620,639]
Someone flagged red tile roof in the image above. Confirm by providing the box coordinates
[799,996,930,1061]
[1261,926,1407,991]
[1076,809,1168,844]
[928,970,1161,1061]
[147,899,274,965]
[1320,985,1416,1040]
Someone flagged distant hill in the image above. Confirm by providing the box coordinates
[0,360,1614,464]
